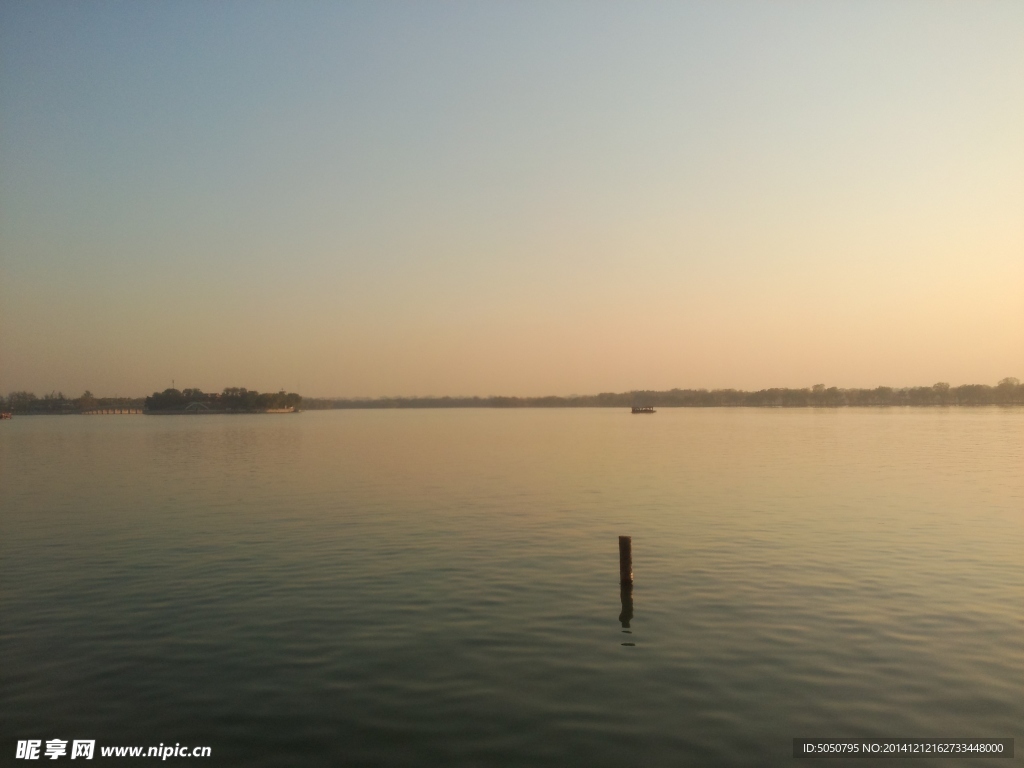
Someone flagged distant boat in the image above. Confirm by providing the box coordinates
[0,412,12,419]
[631,406,655,414]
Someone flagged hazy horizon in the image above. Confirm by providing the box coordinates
[2,1,1022,398]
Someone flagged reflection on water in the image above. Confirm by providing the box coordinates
[619,583,634,630]
[2,408,1022,767]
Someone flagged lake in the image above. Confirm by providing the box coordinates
[2,408,1021,766]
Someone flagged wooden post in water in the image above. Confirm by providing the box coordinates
[618,535,632,586]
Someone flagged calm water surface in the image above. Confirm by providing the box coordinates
[2,409,1022,766]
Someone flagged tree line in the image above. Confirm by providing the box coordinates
[145,387,302,412]
[1,387,301,414]
[301,379,1023,410]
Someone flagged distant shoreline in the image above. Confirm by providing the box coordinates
[4,380,1020,415]
[2,386,302,416]
[303,380,1022,410]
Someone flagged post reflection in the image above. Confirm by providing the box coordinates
[618,583,634,629]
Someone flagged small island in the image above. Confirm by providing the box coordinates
[145,387,302,414]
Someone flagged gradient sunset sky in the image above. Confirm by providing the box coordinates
[2,1,1021,398]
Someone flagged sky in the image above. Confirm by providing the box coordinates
[1,0,1022,398]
